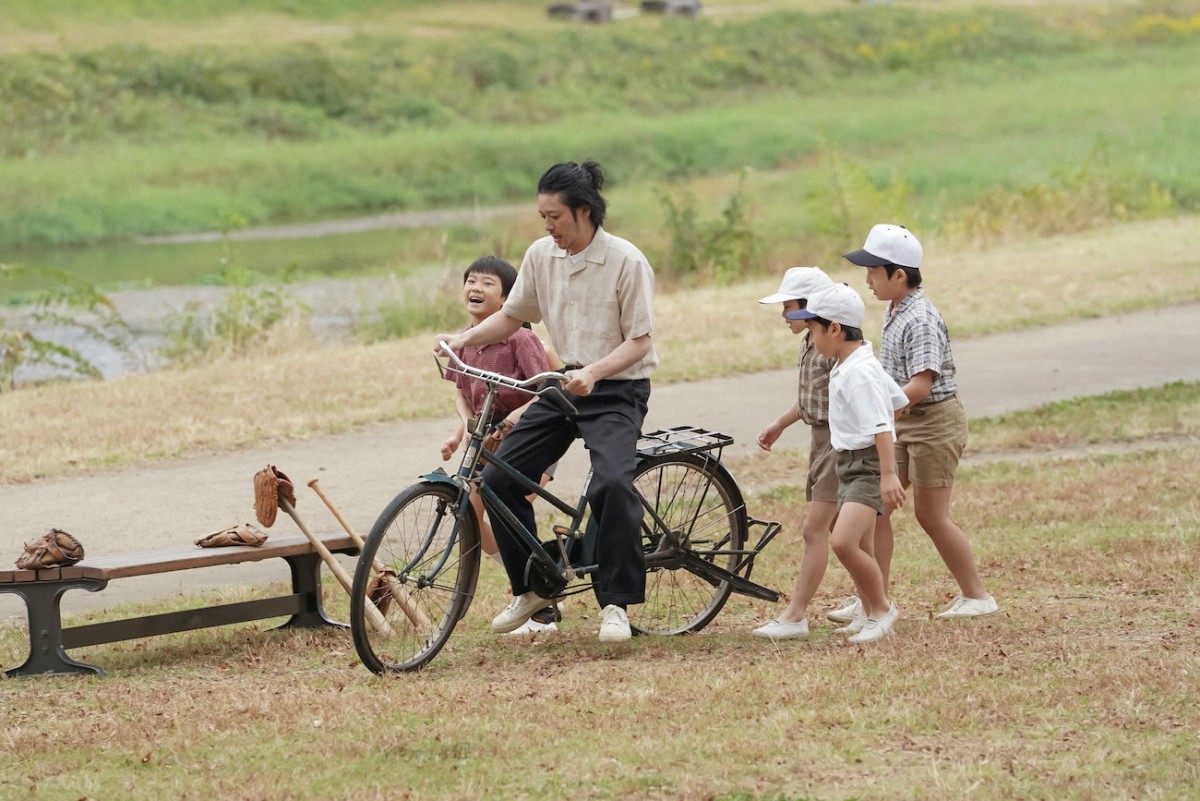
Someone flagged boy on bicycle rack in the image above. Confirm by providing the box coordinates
[441,255,562,635]
[435,160,658,643]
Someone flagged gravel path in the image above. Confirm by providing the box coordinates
[2,301,1198,624]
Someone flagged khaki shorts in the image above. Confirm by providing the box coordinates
[807,424,838,504]
[895,395,968,488]
[836,446,883,516]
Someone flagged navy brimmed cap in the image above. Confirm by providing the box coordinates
[785,283,866,328]
[843,224,923,269]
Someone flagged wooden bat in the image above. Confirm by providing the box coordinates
[307,479,433,630]
[278,496,394,637]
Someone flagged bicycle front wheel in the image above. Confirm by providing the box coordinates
[350,481,480,674]
[629,452,748,635]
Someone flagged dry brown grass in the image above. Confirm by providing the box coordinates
[2,216,1199,483]
[2,443,1196,800]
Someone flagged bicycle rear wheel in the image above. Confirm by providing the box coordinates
[628,452,748,635]
[351,481,480,673]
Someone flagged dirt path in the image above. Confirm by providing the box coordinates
[2,301,1198,623]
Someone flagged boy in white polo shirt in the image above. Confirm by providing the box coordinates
[787,283,908,644]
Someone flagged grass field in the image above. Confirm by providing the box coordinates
[1,391,1197,800]
[2,4,1199,796]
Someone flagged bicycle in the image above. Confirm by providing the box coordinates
[349,344,782,673]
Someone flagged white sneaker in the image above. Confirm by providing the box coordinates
[503,619,559,637]
[752,618,809,640]
[936,595,999,619]
[826,595,862,624]
[848,603,899,644]
[491,591,549,633]
[833,614,867,635]
[598,605,631,643]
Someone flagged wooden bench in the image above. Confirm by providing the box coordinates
[1,532,358,679]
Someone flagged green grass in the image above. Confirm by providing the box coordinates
[2,401,1197,800]
[2,2,1200,258]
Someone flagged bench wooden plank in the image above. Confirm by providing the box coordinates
[0,533,354,583]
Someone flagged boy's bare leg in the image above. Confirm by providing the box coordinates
[873,512,894,592]
[830,503,889,619]
[912,485,988,600]
[775,500,837,623]
[470,490,499,557]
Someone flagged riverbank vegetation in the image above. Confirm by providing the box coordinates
[2,0,1199,268]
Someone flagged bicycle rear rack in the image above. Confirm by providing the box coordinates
[637,426,733,460]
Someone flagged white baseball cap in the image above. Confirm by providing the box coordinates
[785,283,866,328]
[843,224,923,269]
[758,266,833,304]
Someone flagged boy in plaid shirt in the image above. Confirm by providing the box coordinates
[845,224,998,620]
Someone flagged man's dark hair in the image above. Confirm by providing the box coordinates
[463,255,518,297]
[884,264,923,288]
[537,160,607,228]
[810,316,865,342]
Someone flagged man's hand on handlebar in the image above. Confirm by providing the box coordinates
[434,334,463,355]
[562,366,596,398]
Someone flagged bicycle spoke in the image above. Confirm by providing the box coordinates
[350,482,480,673]
[629,454,747,635]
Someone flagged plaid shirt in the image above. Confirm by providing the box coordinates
[879,288,958,402]
[797,333,835,425]
[446,325,549,418]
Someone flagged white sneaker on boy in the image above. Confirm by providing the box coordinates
[826,595,862,624]
[936,595,999,618]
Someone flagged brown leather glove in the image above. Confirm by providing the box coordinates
[15,528,85,569]
[254,465,296,528]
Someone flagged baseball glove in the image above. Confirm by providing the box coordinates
[195,522,269,548]
[15,528,85,570]
[366,570,398,616]
[467,416,504,454]
[254,465,296,528]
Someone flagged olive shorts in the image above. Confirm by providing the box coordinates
[895,395,968,489]
[807,423,839,504]
[836,445,883,516]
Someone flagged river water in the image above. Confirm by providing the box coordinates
[2,204,528,386]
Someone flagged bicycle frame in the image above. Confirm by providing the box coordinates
[426,342,781,599]
[348,346,786,673]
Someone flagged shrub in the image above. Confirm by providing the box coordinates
[0,264,133,390]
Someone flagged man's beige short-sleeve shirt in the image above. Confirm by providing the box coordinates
[504,227,658,381]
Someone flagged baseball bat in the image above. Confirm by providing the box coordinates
[278,497,394,637]
[307,478,432,630]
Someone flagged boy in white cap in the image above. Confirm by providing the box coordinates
[787,283,909,643]
[844,224,999,619]
[750,267,844,640]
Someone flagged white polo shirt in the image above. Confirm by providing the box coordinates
[828,341,909,452]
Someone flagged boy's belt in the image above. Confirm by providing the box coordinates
[906,394,957,417]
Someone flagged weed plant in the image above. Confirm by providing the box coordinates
[0,264,133,389]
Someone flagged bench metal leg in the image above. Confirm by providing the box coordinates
[274,552,348,630]
[3,580,107,679]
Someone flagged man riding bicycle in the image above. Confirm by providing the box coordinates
[435,159,658,643]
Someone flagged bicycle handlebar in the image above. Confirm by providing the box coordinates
[436,340,577,413]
